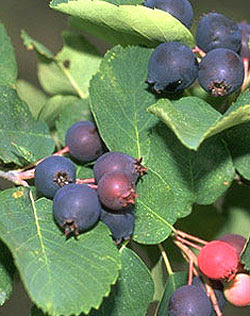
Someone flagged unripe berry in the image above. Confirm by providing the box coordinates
[197,240,239,280]
[224,273,250,307]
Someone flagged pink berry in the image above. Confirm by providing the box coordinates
[224,273,250,307]
[197,240,239,280]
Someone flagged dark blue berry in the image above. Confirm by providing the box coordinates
[35,156,76,199]
[97,172,137,211]
[238,21,250,59]
[146,41,198,94]
[198,48,244,97]
[65,120,105,162]
[100,207,135,244]
[53,184,101,236]
[196,12,242,53]
[144,0,194,28]
[168,285,212,316]
[192,277,227,316]
[93,152,146,183]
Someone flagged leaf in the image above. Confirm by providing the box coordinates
[16,80,48,119]
[50,0,195,48]
[90,45,235,244]
[241,239,250,271]
[157,271,187,316]
[0,86,55,165]
[55,98,92,145]
[148,94,250,151]
[30,305,47,316]
[104,0,143,4]
[0,187,120,316]
[76,165,94,180]
[0,241,15,306]
[38,95,79,128]
[21,30,54,60]
[89,247,154,316]
[38,31,102,98]
[0,22,17,86]
[90,45,157,159]
[151,257,164,301]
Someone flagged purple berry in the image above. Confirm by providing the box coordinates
[144,0,194,28]
[198,48,244,97]
[168,285,212,316]
[196,12,242,53]
[146,42,198,94]
[93,151,146,183]
[53,184,101,236]
[65,120,105,162]
[97,172,138,211]
[100,207,135,244]
[238,21,250,59]
[35,156,76,199]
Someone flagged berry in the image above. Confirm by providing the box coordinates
[65,120,105,162]
[224,273,250,307]
[198,48,244,97]
[97,172,138,211]
[35,156,76,199]
[53,184,101,236]
[146,41,198,94]
[93,151,146,183]
[144,0,194,28]
[100,207,135,244]
[195,12,242,53]
[218,233,247,257]
[197,240,239,280]
[168,285,212,316]
[238,21,250,59]
[192,277,227,315]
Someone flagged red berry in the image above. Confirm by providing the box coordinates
[224,273,250,307]
[197,240,239,280]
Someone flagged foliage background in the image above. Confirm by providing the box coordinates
[0,0,249,315]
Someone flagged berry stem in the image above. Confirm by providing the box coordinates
[192,46,206,58]
[176,235,202,251]
[158,243,173,275]
[76,178,96,184]
[241,57,249,91]
[188,258,194,285]
[0,170,30,187]
[176,230,208,245]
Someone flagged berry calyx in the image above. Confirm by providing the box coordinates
[224,273,250,307]
[197,240,239,280]
[97,172,138,211]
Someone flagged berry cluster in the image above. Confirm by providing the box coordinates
[144,0,249,97]
[34,120,146,243]
[168,232,250,315]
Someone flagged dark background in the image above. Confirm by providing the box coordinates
[0,0,249,315]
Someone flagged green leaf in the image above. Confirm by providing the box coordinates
[0,187,120,316]
[157,271,187,316]
[50,0,195,48]
[151,257,164,301]
[0,86,55,165]
[241,239,250,271]
[0,241,15,306]
[148,94,250,151]
[134,126,234,244]
[89,247,154,316]
[0,23,17,86]
[37,31,102,98]
[90,45,235,244]
[90,45,157,159]
[16,80,48,119]
[104,0,143,4]
[38,95,79,128]
[76,165,94,180]
[55,98,92,145]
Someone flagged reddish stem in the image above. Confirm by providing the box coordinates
[188,259,194,285]
[192,46,206,58]
[241,57,249,91]
[176,235,202,251]
[53,146,70,156]
[87,184,98,190]
[176,230,208,245]
[76,178,96,184]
